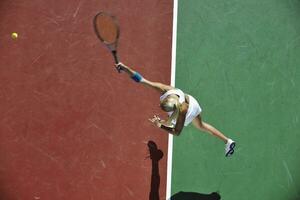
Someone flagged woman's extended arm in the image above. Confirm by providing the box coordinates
[116,62,174,94]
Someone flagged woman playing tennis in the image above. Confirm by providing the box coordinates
[116,63,236,157]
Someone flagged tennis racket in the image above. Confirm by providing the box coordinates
[93,11,121,72]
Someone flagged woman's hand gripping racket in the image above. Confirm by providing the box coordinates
[93,12,122,72]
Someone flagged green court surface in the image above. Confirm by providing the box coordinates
[171,0,300,199]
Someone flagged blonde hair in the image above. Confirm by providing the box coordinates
[160,96,178,112]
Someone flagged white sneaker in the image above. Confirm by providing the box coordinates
[225,139,236,157]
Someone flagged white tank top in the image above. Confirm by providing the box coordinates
[160,89,185,120]
[160,89,185,104]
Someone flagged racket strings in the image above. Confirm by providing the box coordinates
[95,14,118,44]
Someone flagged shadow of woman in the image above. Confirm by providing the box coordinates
[170,191,221,200]
[147,140,164,200]
[147,140,221,200]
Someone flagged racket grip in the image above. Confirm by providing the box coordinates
[112,51,122,73]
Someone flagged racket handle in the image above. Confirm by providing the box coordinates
[112,50,122,73]
[112,50,119,64]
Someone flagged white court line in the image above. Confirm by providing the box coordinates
[166,0,178,199]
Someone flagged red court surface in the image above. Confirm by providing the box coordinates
[0,1,173,199]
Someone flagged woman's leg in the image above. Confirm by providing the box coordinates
[192,115,228,144]
[192,114,236,156]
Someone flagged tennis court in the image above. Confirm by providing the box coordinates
[0,1,172,199]
[0,0,299,200]
[171,0,300,199]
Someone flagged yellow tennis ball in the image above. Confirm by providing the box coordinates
[11,32,18,39]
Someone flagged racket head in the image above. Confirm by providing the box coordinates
[93,12,120,51]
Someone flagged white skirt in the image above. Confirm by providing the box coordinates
[184,95,202,126]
